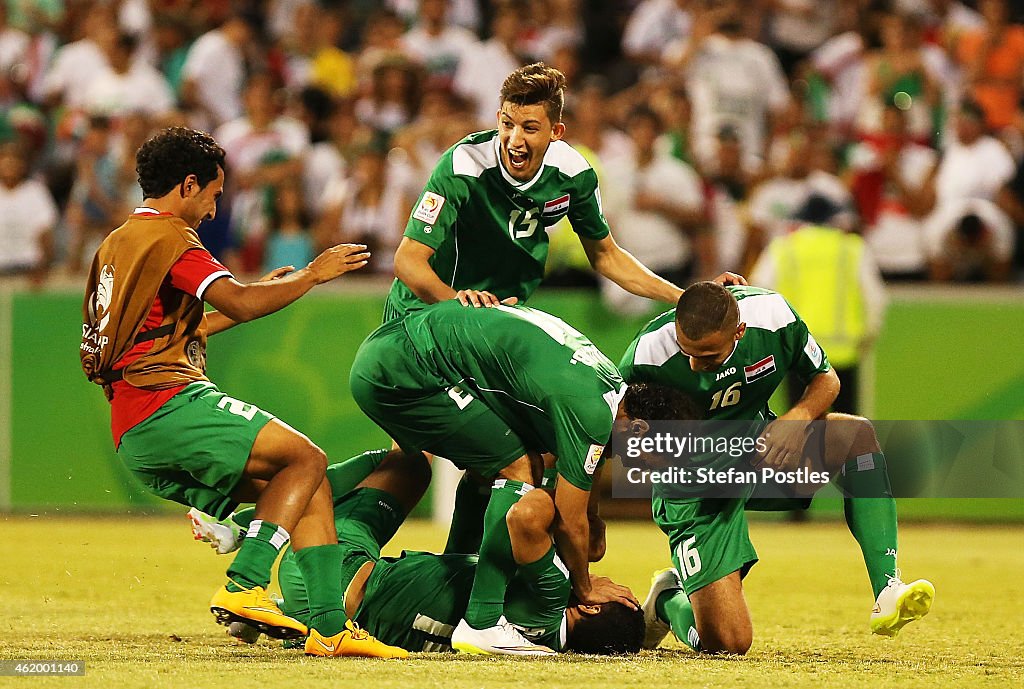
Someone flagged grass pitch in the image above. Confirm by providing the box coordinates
[1,515,1021,688]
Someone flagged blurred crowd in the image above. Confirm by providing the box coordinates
[3,0,1024,295]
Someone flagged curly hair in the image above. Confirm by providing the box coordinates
[564,602,645,655]
[499,62,567,124]
[135,127,226,199]
[623,383,704,422]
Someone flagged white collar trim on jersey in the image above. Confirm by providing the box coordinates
[720,340,740,368]
[494,135,545,191]
[134,206,161,215]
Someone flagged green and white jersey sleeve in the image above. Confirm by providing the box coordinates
[383,130,611,321]
[619,286,830,421]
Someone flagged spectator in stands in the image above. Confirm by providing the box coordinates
[64,116,130,272]
[664,0,791,170]
[521,0,585,63]
[215,72,311,272]
[765,0,838,78]
[355,56,422,138]
[858,10,941,143]
[453,3,525,127]
[746,132,854,269]
[263,181,315,274]
[570,75,632,165]
[928,98,1016,207]
[180,12,258,130]
[0,3,30,103]
[600,106,706,315]
[82,33,175,120]
[151,14,191,101]
[702,124,754,275]
[927,207,1014,282]
[954,0,1024,135]
[847,102,937,280]
[38,3,116,109]
[356,8,407,84]
[0,141,56,282]
[317,144,406,276]
[401,0,479,91]
[621,0,692,68]
[388,0,481,33]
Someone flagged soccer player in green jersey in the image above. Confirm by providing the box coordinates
[619,282,935,653]
[383,62,689,322]
[350,301,645,654]
[194,449,646,655]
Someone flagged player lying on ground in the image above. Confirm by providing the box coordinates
[619,282,934,654]
[192,449,645,655]
[350,301,650,654]
[80,126,403,658]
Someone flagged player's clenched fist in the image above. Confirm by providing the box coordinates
[306,243,371,283]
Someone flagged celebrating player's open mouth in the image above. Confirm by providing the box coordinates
[497,101,566,182]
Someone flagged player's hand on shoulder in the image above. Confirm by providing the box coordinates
[455,289,502,308]
[712,271,747,287]
[307,243,371,284]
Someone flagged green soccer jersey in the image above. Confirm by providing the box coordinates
[403,301,625,490]
[619,286,831,421]
[383,130,611,321]
[356,550,570,653]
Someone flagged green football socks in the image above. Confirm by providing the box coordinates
[463,479,529,628]
[226,519,289,591]
[293,544,348,636]
[655,589,701,651]
[837,452,899,598]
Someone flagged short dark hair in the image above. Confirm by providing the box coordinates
[675,282,739,340]
[565,602,645,655]
[499,62,567,123]
[623,383,704,422]
[136,127,226,199]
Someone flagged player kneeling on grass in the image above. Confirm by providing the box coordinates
[80,126,404,658]
[191,448,646,655]
[619,283,934,654]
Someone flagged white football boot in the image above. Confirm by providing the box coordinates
[641,568,684,649]
[870,571,935,637]
[187,508,242,555]
[451,616,556,656]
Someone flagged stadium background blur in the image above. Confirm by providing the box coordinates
[2,0,1023,518]
[1,3,1023,685]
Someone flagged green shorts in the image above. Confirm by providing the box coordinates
[350,321,526,478]
[118,381,273,520]
[652,496,759,595]
[278,487,406,624]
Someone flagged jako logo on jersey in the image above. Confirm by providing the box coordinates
[715,367,737,381]
[744,355,776,383]
[584,443,604,475]
[542,194,570,215]
[413,191,445,224]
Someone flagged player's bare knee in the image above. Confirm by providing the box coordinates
[291,441,328,480]
[839,415,880,455]
[507,490,555,534]
[702,625,752,655]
